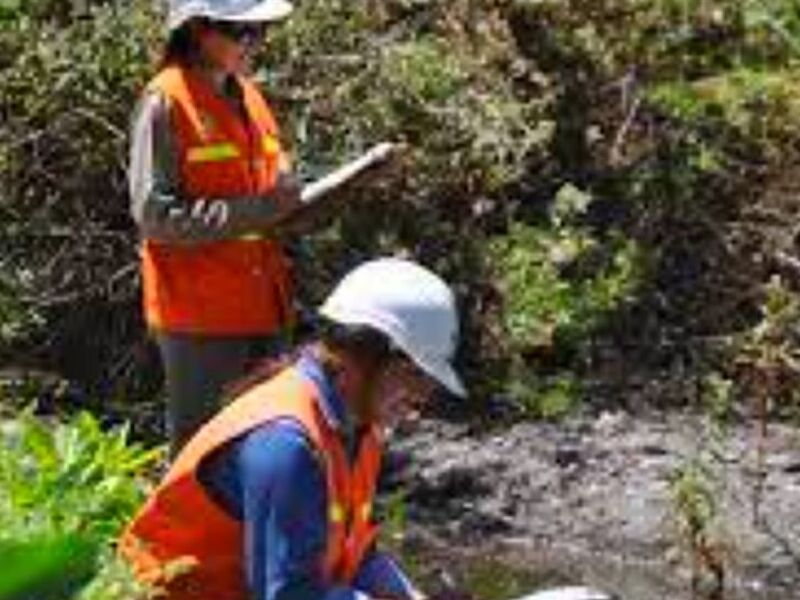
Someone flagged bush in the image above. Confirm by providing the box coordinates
[0,409,163,598]
[3,0,800,416]
[0,1,161,400]
[485,183,642,415]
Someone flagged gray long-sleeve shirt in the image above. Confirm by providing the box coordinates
[128,79,285,244]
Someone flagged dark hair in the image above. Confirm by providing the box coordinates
[319,321,394,365]
[221,320,395,402]
[221,349,299,402]
[159,22,199,69]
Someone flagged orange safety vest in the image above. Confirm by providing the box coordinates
[119,366,382,600]
[141,65,294,334]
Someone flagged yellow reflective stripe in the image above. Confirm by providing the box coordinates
[263,135,281,156]
[186,143,240,163]
[238,233,267,241]
[360,502,372,521]
[330,503,345,524]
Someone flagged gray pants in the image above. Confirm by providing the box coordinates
[155,333,285,457]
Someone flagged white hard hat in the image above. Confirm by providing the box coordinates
[168,0,293,32]
[319,257,466,397]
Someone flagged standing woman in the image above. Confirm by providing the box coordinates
[129,0,300,455]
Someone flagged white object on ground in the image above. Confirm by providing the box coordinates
[517,587,612,600]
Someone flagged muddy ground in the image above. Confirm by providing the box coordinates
[382,410,800,600]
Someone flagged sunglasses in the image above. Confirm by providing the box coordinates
[204,19,265,43]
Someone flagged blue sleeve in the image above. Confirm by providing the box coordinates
[353,551,418,600]
[203,421,365,600]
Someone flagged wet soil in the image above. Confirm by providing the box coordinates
[382,411,800,600]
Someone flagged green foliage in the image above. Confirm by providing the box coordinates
[267,0,552,192]
[75,548,156,600]
[670,460,719,542]
[505,371,581,419]
[669,458,727,595]
[0,1,160,396]
[459,559,548,600]
[2,0,800,416]
[489,188,642,354]
[0,410,163,599]
[650,67,800,157]
[486,183,642,414]
[379,489,409,544]
[702,372,735,427]
[0,409,162,540]
[734,276,800,412]
[0,533,97,600]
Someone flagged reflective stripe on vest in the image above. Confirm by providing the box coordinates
[238,233,268,241]
[119,367,381,600]
[329,502,371,524]
[330,503,346,524]
[263,135,281,157]
[187,142,241,163]
[139,66,294,334]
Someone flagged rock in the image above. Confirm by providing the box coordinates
[389,413,800,598]
[593,411,627,436]
[555,445,583,468]
[640,443,669,456]
[783,461,800,474]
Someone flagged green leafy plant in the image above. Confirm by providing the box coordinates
[490,186,641,352]
[0,409,163,599]
[0,533,98,600]
[486,183,642,414]
[669,460,726,598]
[379,489,409,545]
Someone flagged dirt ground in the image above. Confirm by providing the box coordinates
[383,410,800,600]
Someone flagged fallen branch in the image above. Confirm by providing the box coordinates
[609,96,641,167]
[72,106,126,141]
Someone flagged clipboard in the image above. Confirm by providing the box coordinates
[270,142,399,234]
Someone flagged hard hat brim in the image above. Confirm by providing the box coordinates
[415,355,467,399]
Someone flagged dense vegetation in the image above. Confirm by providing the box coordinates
[2,0,800,419]
[0,410,160,598]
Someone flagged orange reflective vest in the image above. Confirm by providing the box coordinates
[119,366,383,600]
[141,65,294,334]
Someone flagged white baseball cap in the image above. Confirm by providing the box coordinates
[168,0,293,32]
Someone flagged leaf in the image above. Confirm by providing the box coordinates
[0,533,98,600]
[551,183,593,227]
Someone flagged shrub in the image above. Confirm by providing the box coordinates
[3,0,800,416]
[485,183,643,414]
[0,409,163,599]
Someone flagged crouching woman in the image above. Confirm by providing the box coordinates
[119,258,467,600]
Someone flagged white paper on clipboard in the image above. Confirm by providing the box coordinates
[299,142,397,205]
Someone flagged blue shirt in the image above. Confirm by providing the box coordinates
[197,351,416,600]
